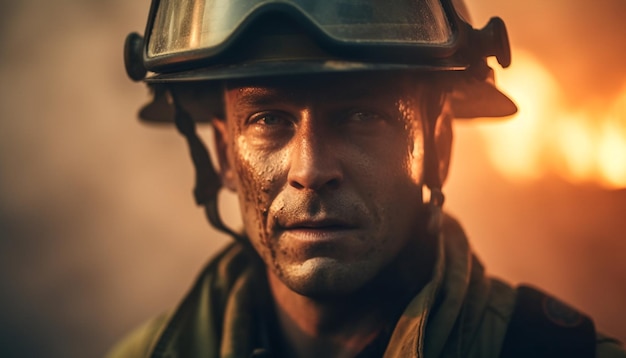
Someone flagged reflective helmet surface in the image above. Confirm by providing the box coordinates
[125,0,517,120]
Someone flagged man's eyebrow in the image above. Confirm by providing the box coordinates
[234,88,297,107]
[232,84,398,107]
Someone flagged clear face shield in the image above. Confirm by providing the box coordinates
[148,0,453,58]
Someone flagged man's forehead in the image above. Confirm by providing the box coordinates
[224,71,420,104]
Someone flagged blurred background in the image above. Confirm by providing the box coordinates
[0,0,624,357]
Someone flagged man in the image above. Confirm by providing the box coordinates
[111,0,625,357]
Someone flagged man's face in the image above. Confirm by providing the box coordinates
[215,73,435,297]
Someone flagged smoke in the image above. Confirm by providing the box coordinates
[0,1,624,357]
[448,0,626,340]
[0,1,229,356]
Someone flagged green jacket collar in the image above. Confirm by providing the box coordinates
[150,215,486,358]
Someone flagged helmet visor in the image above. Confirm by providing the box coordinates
[147,0,453,58]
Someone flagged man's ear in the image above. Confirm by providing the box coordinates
[434,101,454,185]
[212,118,237,192]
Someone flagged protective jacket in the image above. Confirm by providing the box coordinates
[107,215,626,358]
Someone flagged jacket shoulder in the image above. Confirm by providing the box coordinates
[105,312,170,358]
[597,333,626,358]
[467,279,626,357]
[105,243,251,358]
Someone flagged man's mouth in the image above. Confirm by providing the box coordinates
[280,218,355,230]
[277,218,358,242]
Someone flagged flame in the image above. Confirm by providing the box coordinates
[477,51,626,189]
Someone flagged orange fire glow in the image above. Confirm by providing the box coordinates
[477,51,626,189]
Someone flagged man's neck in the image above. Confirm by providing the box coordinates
[265,236,437,358]
[267,271,388,358]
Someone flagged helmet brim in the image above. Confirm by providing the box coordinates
[140,60,516,121]
[451,74,518,119]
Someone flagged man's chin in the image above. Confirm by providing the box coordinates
[276,257,370,298]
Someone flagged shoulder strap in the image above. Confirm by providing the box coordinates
[499,284,596,358]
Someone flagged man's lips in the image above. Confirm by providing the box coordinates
[278,218,356,231]
[273,218,359,244]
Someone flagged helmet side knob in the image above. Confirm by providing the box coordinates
[124,32,147,81]
[476,17,511,68]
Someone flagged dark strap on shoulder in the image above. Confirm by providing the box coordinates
[499,284,596,358]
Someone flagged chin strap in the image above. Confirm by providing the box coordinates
[171,92,245,243]
[422,95,447,237]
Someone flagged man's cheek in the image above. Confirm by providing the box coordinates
[233,158,267,233]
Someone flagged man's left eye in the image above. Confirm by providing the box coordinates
[347,111,383,122]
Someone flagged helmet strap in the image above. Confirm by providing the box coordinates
[422,93,447,236]
[171,92,245,243]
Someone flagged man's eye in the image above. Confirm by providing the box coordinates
[249,112,291,126]
[348,111,383,122]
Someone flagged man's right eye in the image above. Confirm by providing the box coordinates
[244,112,295,144]
[248,112,292,126]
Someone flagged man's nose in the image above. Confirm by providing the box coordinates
[287,125,343,191]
